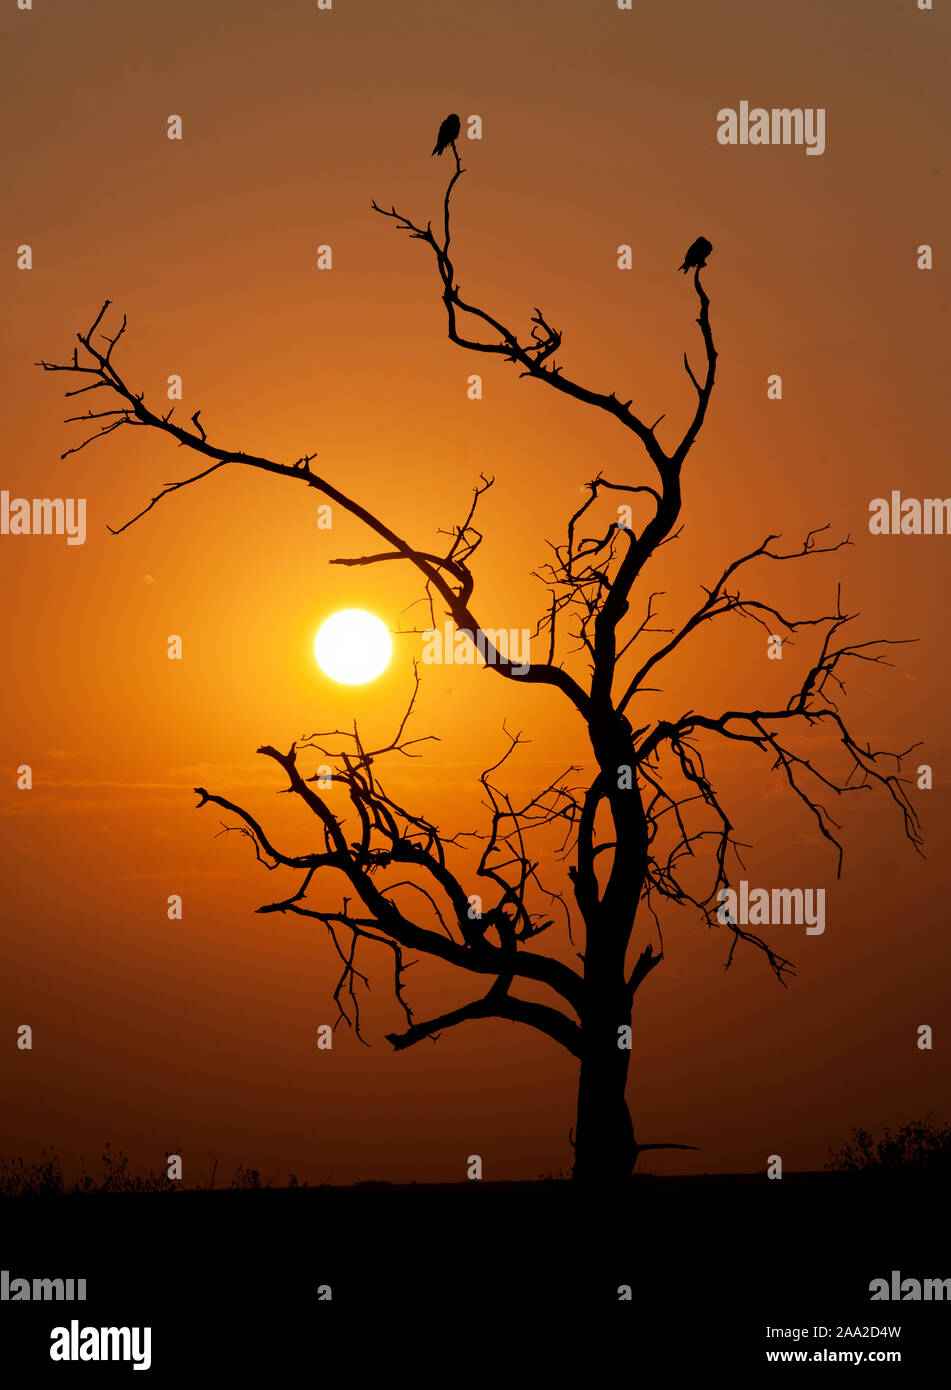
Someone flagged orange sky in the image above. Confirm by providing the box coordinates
[1,0,948,1184]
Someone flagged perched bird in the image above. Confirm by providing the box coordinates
[679,236,713,273]
[432,113,461,157]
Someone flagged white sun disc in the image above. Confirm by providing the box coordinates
[313,609,393,685]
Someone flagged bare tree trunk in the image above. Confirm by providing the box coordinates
[573,982,636,1182]
[569,720,644,1182]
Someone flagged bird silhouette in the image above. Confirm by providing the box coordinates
[679,236,713,273]
[432,113,461,157]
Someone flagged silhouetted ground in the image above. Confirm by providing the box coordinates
[2,1172,946,1376]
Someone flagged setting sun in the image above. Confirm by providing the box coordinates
[313,609,392,685]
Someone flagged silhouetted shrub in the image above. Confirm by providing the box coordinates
[0,1143,179,1195]
[828,1113,951,1171]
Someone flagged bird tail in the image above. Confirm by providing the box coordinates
[432,143,440,156]
[678,262,688,273]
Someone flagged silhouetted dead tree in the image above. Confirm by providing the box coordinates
[39,139,922,1183]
